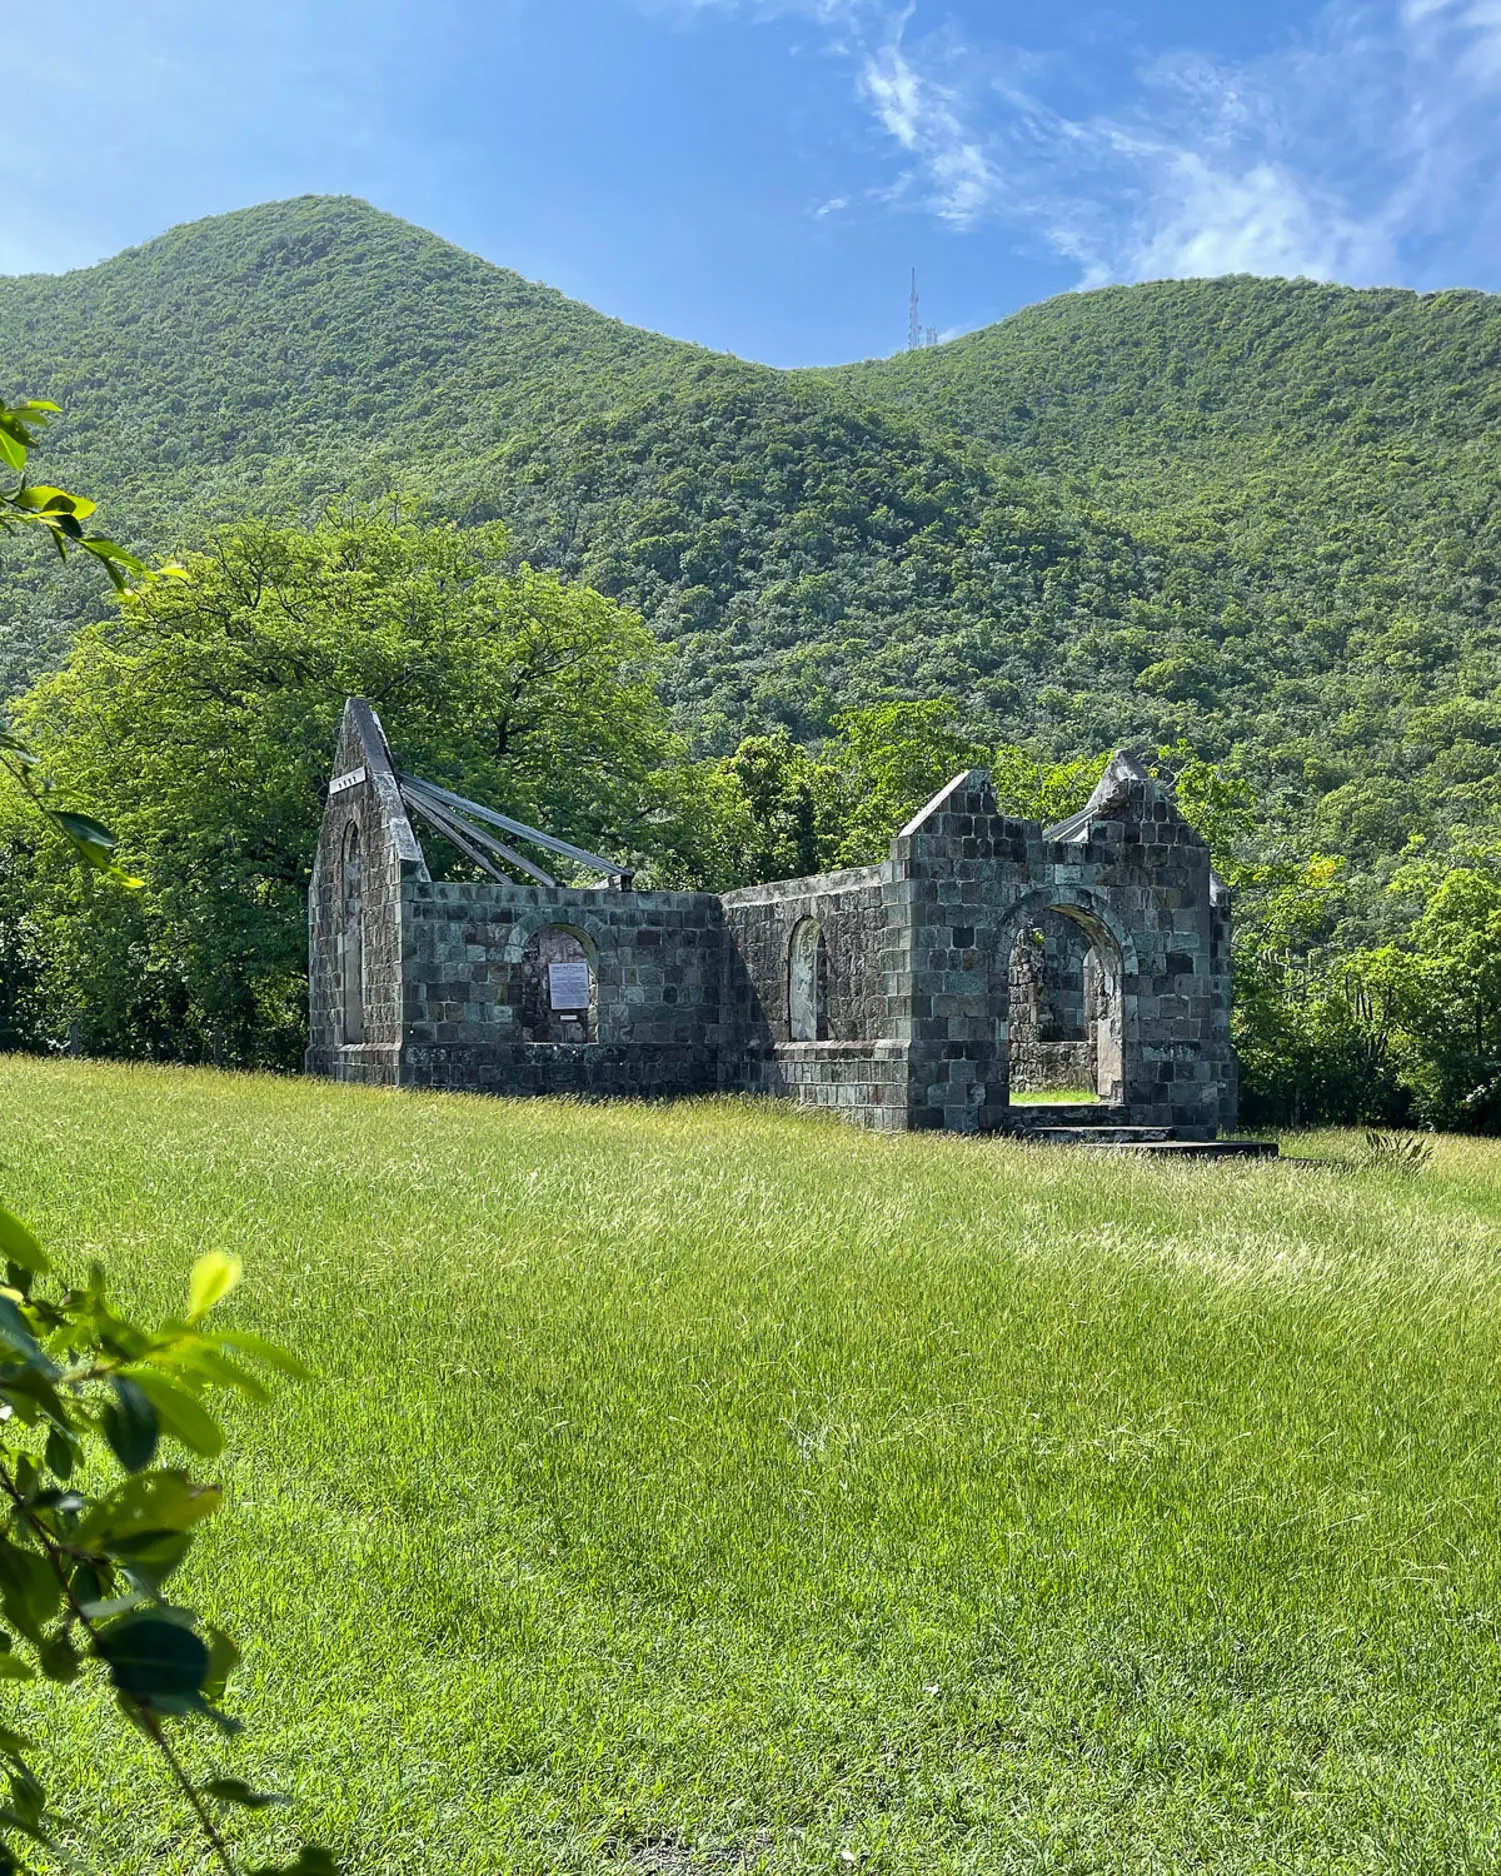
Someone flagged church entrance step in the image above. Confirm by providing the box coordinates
[1126,1139,1280,1159]
[1009,1127,1280,1159]
[1005,1103,1128,1128]
[1013,1124,1174,1145]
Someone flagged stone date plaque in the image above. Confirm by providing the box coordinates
[548,961,591,1010]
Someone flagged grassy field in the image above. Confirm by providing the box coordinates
[6,1058,1501,1874]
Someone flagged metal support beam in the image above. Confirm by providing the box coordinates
[398,773,628,881]
[399,786,558,888]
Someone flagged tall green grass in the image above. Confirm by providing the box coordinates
[5,1057,1501,1874]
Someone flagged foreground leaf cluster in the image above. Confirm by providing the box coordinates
[0,1207,329,1872]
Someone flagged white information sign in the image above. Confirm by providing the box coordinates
[548,961,592,1010]
[328,766,367,796]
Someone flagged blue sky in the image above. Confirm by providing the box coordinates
[3,0,1500,366]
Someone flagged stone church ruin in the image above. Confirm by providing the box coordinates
[308,698,1261,1150]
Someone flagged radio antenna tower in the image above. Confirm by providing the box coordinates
[907,268,920,351]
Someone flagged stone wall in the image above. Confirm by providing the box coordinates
[306,700,426,1086]
[397,879,725,1099]
[736,1040,911,1128]
[307,704,1238,1138]
[720,864,903,1126]
[720,865,888,1046]
[886,761,1232,1136]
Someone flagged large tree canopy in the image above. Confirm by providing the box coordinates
[1,512,684,1064]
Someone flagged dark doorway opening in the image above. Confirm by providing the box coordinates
[1004,908,1123,1106]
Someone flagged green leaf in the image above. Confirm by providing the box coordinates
[101,1378,159,1473]
[7,486,95,521]
[0,1298,50,1374]
[0,1804,55,1851]
[215,1329,311,1380]
[78,533,142,562]
[68,1562,103,1608]
[35,1634,79,1683]
[0,1658,34,1683]
[202,1777,287,1810]
[0,1542,61,1646]
[114,1529,194,1589]
[0,430,24,474]
[123,1371,223,1458]
[158,1341,269,1403]
[202,1624,240,1703]
[7,1763,43,1832]
[78,1469,221,1548]
[97,1614,210,1705]
[42,1429,73,1482]
[0,1368,70,1432]
[250,1849,339,1876]
[188,1251,241,1322]
[47,810,117,870]
[0,1210,47,1278]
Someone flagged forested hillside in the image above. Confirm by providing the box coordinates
[3,194,1500,877]
[842,279,1501,865]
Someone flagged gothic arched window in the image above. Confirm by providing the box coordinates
[788,917,828,1042]
[340,822,364,1046]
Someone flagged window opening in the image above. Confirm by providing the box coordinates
[788,917,828,1042]
[521,927,597,1043]
[1005,908,1122,1105]
[341,822,365,1046]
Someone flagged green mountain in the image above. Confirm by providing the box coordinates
[3,195,1500,870]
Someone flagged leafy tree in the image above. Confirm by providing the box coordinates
[990,745,1108,828]
[5,198,1501,918]
[682,705,1107,891]
[0,394,159,885]
[1360,856,1501,1130]
[818,701,989,868]
[6,511,686,1065]
[713,730,829,885]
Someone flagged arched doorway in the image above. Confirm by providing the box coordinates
[520,926,598,1043]
[1000,902,1125,1107]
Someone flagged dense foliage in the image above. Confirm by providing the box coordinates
[0,514,692,1067]
[836,276,1501,869]
[2,196,1499,1123]
[2,201,1496,877]
[0,1205,329,1871]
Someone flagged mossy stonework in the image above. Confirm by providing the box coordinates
[308,700,1236,1137]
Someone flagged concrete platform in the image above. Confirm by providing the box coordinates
[1006,1103,1128,1128]
[1003,1119,1279,1159]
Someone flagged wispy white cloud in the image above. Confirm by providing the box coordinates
[672,0,1501,292]
[1117,155,1396,284]
[858,34,1001,224]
